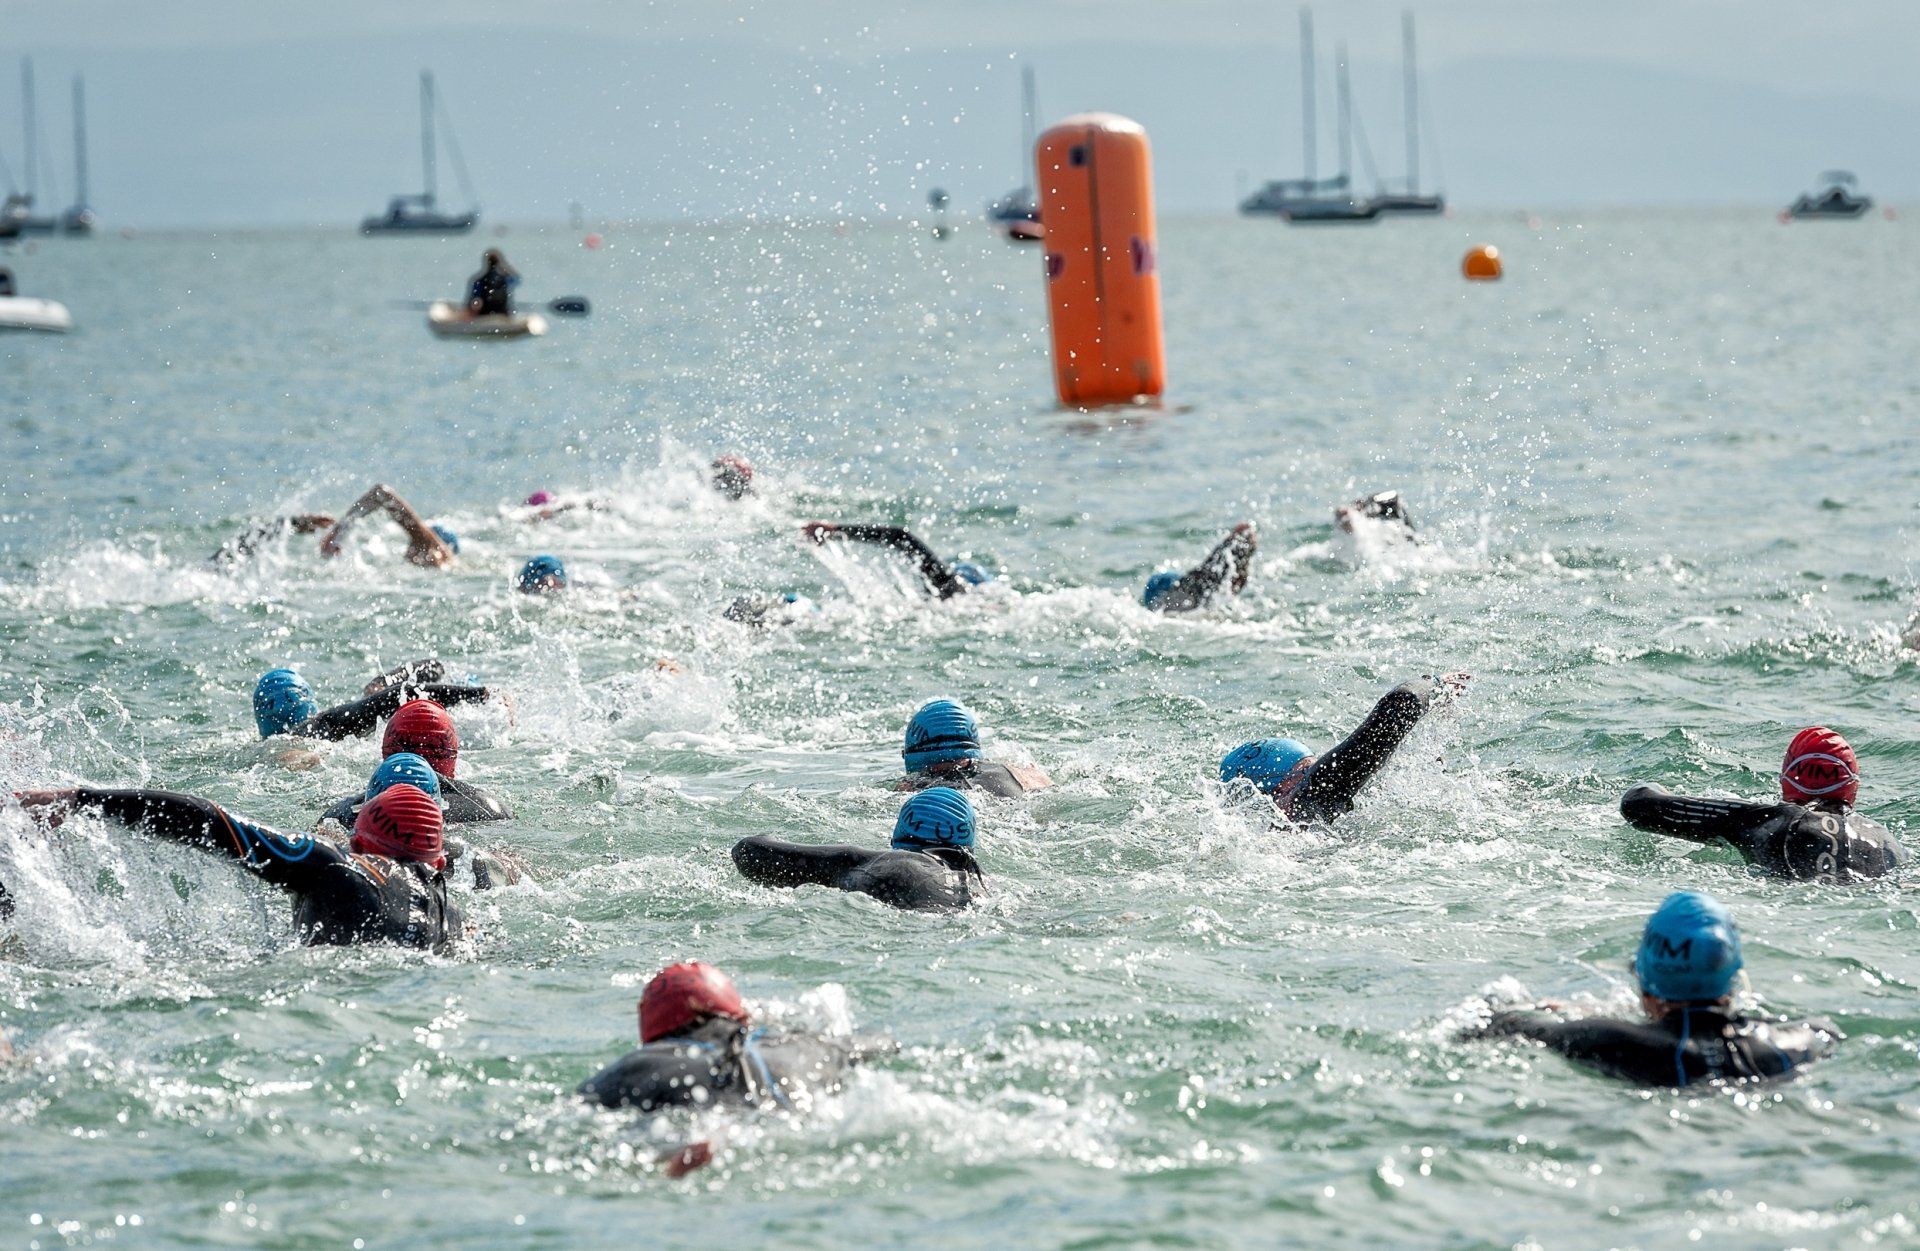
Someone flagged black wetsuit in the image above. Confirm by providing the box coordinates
[901,760,1029,798]
[1478,1006,1841,1087]
[1150,528,1257,615]
[63,789,462,950]
[1620,785,1904,882]
[211,515,330,564]
[318,773,510,827]
[830,526,968,599]
[732,836,981,912]
[467,266,514,316]
[1283,681,1437,824]
[579,1018,883,1113]
[285,682,489,743]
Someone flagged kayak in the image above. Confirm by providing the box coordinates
[427,301,548,339]
[0,296,73,333]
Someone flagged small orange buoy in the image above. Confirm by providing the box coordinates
[1036,113,1165,405]
[1462,244,1502,281]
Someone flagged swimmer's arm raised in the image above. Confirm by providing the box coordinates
[1619,785,1778,847]
[297,682,490,741]
[805,523,962,598]
[321,485,454,568]
[1288,679,1437,822]
[363,658,447,695]
[1177,522,1257,602]
[32,788,347,888]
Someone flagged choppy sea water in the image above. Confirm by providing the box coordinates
[2,210,1919,1249]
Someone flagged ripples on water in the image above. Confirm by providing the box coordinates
[2,213,1919,1247]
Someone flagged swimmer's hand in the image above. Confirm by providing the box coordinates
[660,1141,713,1179]
[11,789,77,826]
[800,521,841,544]
[1433,672,1471,699]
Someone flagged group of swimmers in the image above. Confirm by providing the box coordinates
[3,474,1910,1146]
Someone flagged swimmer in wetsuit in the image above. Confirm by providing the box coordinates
[319,484,459,569]
[10,783,462,951]
[710,455,756,501]
[579,961,887,1114]
[800,522,991,600]
[1334,490,1416,538]
[252,666,492,743]
[210,514,337,564]
[516,555,568,594]
[723,592,818,629]
[1141,522,1257,614]
[1467,891,1841,1087]
[313,699,512,826]
[1220,673,1467,824]
[897,699,1050,797]
[732,787,984,913]
[1620,727,1904,882]
[467,249,518,317]
[313,754,522,889]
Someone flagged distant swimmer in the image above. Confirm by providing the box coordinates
[710,455,756,500]
[898,699,1049,797]
[1141,522,1257,614]
[578,961,888,1114]
[319,483,460,569]
[467,248,518,317]
[732,788,984,912]
[1620,727,1904,882]
[800,522,991,600]
[1219,673,1467,824]
[315,754,522,889]
[11,784,463,950]
[516,555,568,594]
[252,666,492,743]
[314,696,513,825]
[1334,490,1416,539]
[1466,891,1841,1087]
[210,513,337,564]
[723,592,818,628]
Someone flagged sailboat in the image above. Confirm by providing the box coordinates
[61,75,95,235]
[1239,10,1375,222]
[360,71,478,235]
[2,58,59,236]
[1277,44,1379,224]
[985,64,1043,242]
[1370,13,1444,215]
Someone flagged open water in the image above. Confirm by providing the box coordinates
[2,210,1919,1249]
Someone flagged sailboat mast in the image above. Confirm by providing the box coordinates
[420,70,437,203]
[1020,64,1036,183]
[72,75,88,206]
[1335,43,1350,185]
[1299,8,1316,183]
[1402,12,1419,194]
[22,57,36,200]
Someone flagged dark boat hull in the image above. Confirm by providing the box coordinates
[360,212,478,235]
[1371,193,1445,216]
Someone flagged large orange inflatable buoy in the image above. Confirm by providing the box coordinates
[1037,113,1165,405]
[1462,244,1502,280]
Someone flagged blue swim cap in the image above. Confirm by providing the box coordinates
[903,699,982,772]
[1220,738,1315,794]
[1142,570,1182,609]
[892,786,977,851]
[430,524,460,554]
[950,560,991,586]
[366,752,442,801]
[1634,891,1744,1003]
[253,668,318,738]
[517,554,567,594]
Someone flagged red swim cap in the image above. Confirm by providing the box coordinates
[638,961,750,1043]
[383,699,459,778]
[350,783,446,869]
[1781,726,1859,806]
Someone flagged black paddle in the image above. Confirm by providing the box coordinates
[393,296,590,316]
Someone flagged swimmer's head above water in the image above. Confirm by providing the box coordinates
[350,783,447,869]
[517,555,568,594]
[892,786,977,851]
[639,961,752,1043]
[1334,490,1415,535]
[949,561,992,587]
[1219,738,1316,805]
[1141,570,1182,610]
[366,752,442,803]
[903,699,982,772]
[710,455,755,500]
[1633,890,1743,1009]
[1781,727,1859,808]
[253,668,318,738]
[383,700,459,777]
[524,491,554,507]
[429,524,460,554]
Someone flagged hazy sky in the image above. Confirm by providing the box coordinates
[2,0,1915,226]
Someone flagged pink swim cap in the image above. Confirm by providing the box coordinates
[525,491,554,507]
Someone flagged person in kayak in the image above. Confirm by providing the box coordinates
[313,698,512,825]
[516,555,568,594]
[1219,673,1468,824]
[1465,891,1841,1087]
[1141,522,1257,614]
[10,782,462,951]
[251,666,492,743]
[732,788,984,912]
[467,249,518,317]
[898,699,1049,797]
[314,754,522,889]
[318,484,459,569]
[210,513,338,564]
[800,522,991,600]
[579,961,887,1114]
[1619,727,1904,881]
